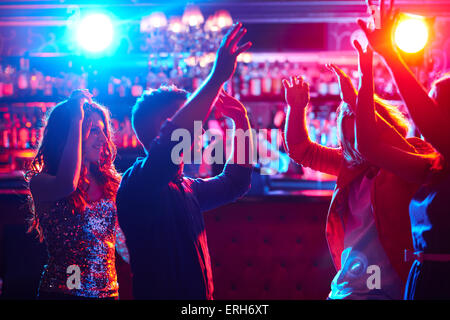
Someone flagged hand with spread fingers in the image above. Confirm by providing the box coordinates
[326,63,358,109]
[358,0,400,57]
[282,76,310,110]
[354,39,374,78]
[214,89,248,120]
[211,22,253,84]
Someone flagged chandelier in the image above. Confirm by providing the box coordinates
[139,4,236,67]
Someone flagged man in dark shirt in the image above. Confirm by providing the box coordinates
[116,23,254,299]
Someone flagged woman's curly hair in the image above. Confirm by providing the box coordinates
[25,99,121,242]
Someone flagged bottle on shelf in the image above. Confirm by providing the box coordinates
[17,57,30,97]
[3,65,15,97]
[261,61,272,97]
[249,62,262,97]
[131,76,144,97]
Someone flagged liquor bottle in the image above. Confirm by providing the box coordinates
[0,65,4,98]
[240,65,250,98]
[17,57,30,97]
[11,113,19,149]
[131,77,143,97]
[44,76,54,97]
[249,63,262,97]
[30,115,38,148]
[317,73,328,96]
[3,65,14,97]
[328,72,340,96]
[271,63,282,97]
[18,112,30,149]
[328,112,338,147]
[0,113,8,148]
[108,76,115,96]
[261,62,272,97]
[30,69,39,96]
[118,76,131,98]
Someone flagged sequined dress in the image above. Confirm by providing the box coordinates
[38,198,120,298]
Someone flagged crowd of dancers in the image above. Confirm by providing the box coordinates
[26,0,450,300]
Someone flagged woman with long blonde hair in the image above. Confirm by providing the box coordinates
[283,54,435,299]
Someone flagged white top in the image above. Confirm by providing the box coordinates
[328,173,403,300]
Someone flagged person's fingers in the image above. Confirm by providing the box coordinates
[302,82,309,92]
[282,79,290,90]
[380,0,385,22]
[327,64,341,80]
[234,41,252,56]
[219,89,227,98]
[357,18,370,37]
[388,0,395,18]
[353,39,364,55]
[293,76,299,86]
[230,28,247,50]
[289,76,295,88]
[219,92,228,101]
[225,22,242,47]
[329,63,346,78]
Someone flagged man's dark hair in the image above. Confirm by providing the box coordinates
[132,85,189,150]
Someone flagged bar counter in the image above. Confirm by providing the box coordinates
[0,171,336,300]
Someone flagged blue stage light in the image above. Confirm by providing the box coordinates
[76,13,114,53]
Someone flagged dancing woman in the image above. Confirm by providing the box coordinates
[283,56,433,299]
[27,90,129,300]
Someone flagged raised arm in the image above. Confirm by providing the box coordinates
[326,62,414,152]
[326,63,358,109]
[191,90,254,212]
[133,23,252,188]
[354,39,433,184]
[358,0,450,160]
[283,76,342,176]
[30,90,92,203]
[171,23,252,136]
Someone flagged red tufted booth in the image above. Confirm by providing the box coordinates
[204,195,335,300]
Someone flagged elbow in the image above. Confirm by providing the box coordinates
[58,179,78,197]
[66,183,78,196]
[286,141,309,164]
[229,170,252,200]
[237,174,252,198]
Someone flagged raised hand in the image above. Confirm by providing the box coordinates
[354,39,374,77]
[326,63,358,108]
[69,89,92,121]
[282,76,310,110]
[358,0,399,57]
[214,89,248,120]
[211,22,252,84]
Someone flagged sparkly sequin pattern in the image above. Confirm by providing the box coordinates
[38,198,119,298]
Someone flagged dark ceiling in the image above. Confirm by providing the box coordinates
[0,1,449,25]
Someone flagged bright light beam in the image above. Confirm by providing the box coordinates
[394,15,429,54]
[76,13,114,53]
